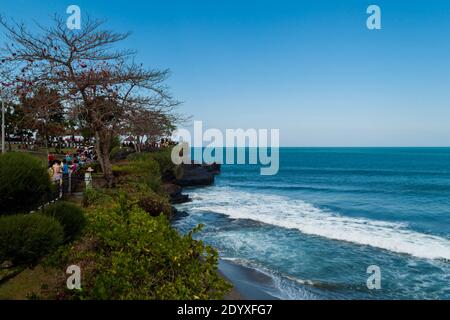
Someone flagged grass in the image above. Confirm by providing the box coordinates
[0,265,59,300]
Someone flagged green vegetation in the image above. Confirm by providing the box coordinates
[0,214,64,265]
[46,154,231,300]
[61,192,230,299]
[110,146,133,160]
[124,148,177,191]
[0,153,52,215]
[117,156,163,193]
[0,151,231,300]
[82,188,110,208]
[144,148,176,177]
[115,150,177,218]
[138,193,172,217]
[41,202,86,243]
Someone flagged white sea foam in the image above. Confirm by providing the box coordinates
[179,187,450,261]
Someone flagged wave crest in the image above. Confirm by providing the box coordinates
[179,187,450,261]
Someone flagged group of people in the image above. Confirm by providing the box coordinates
[121,138,176,151]
[47,147,96,184]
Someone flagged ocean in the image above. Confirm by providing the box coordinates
[173,148,450,299]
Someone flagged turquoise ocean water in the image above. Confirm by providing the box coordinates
[174,148,450,299]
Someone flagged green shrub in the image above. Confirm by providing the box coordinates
[83,188,110,207]
[67,197,231,299]
[128,157,162,192]
[110,146,134,160]
[138,193,172,218]
[126,152,148,162]
[0,153,52,215]
[41,202,86,242]
[126,149,180,184]
[109,135,121,153]
[127,149,174,175]
[0,213,64,265]
[96,209,230,299]
[149,149,175,175]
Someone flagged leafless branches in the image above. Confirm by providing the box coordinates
[0,15,183,184]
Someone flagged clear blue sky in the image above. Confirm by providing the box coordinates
[1,0,450,146]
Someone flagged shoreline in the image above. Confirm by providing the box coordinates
[219,259,280,300]
[170,164,282,300]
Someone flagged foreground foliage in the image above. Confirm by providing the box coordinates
[50,190,231,299]
[2,152,231,300]
[41,202,86,243]
[0,213,64,265]
[0,153,52,215]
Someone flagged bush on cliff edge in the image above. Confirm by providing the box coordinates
[57,190,231,299]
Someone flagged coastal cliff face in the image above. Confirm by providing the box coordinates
[163,183,190,204]
[174,163,220,187]
[164,163,221,204]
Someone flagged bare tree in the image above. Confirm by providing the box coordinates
[19,86,65,153]
[0,15,180,185]
[122,107,176,152]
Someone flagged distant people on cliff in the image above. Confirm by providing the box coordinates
[62,159,69,175]
[48,153,56,167]
[47,160,62,185]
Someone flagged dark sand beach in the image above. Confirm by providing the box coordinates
[220,260,279,300]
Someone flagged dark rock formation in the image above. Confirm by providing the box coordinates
[165,163,221,206]
[171,209,189,221]
[174,163,217,187]
[163,183,191,204]
[203,162,221,175]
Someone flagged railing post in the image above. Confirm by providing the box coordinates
[68,171,72,195]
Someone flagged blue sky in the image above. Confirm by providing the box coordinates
[1,0,450,146]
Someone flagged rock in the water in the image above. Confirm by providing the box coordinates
[163,183,191,204]
[171,209,190,221]
[174,164,216,187]
[203,163,221,175]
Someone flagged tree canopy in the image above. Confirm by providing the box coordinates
[0,15,182,184]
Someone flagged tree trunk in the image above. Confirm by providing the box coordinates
[136,136,141,153]
[95,131,105,172]
[43,124,49,155]
[101,141,114,187]
[96,130,114,187]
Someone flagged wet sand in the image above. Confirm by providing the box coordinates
[219,260,280,300]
